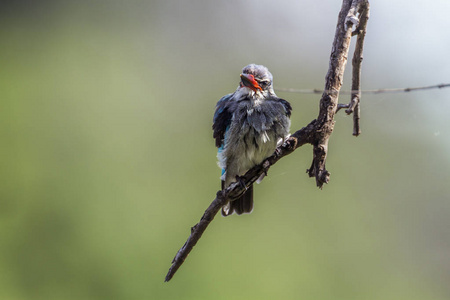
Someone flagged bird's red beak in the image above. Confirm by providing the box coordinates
[240,74,262,91]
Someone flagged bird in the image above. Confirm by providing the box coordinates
[212,64,292,216]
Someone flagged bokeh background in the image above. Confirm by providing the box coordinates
[1,0,450,299]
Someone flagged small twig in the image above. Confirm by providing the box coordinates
[353,101,361,136]
[336,103,350,112]
[347,0,369,136]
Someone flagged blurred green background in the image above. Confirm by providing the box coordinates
[1,0,450,299]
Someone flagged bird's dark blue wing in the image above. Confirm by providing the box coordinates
[212,93,234,148]
[278,98,292,117]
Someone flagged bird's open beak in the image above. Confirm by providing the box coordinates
[240,74,262,91]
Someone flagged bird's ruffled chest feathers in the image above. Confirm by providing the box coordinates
[239,96,277,124]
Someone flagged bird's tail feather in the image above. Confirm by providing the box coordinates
[221,185,253,216]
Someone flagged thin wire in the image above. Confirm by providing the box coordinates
[275,83,450,95]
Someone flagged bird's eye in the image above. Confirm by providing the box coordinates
[259,80,270,87]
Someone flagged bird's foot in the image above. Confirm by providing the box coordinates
[235,175,248,191]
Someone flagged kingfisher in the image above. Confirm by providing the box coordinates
[212,64,292,216]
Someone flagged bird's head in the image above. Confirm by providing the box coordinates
[237,64,275,99]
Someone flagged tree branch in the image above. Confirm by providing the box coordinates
[165,122,315,282]
[306,0,367,187]
[165,0,370,282]
[346,0,370,136]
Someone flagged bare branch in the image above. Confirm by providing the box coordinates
[165,122,315,282]
[306,0,359,188]
[165,0,370,282]
[164,190,224,282]
[348,0,369,136]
